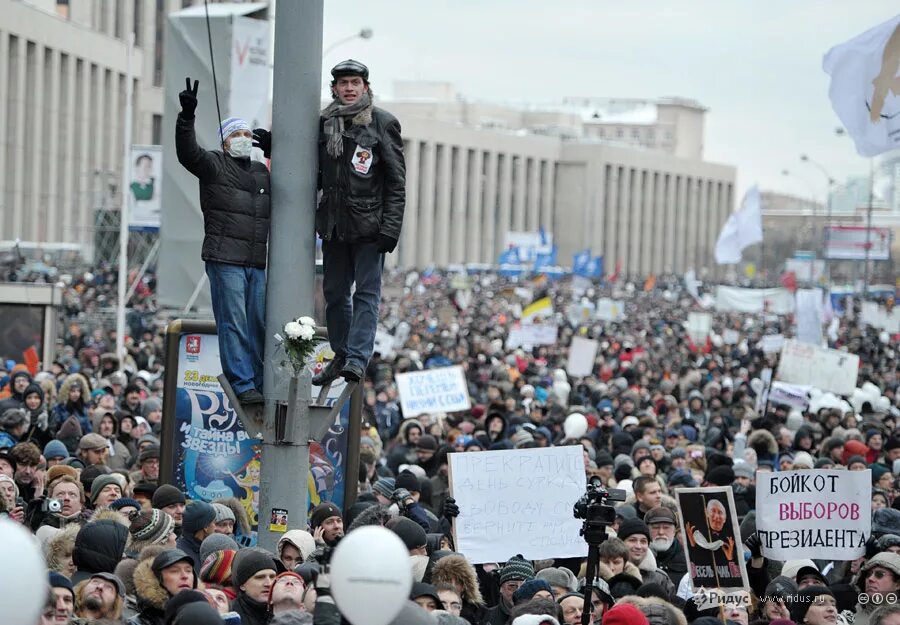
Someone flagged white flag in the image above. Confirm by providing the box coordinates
[823,15,900,157]
[715,185,763,265]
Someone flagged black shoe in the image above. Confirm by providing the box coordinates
[237,389,265,405]
[312,356,345,386]
[340,362,364,383]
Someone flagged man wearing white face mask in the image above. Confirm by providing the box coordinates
[176,77,270,406]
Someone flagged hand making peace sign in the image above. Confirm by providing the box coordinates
[179,77,199,119]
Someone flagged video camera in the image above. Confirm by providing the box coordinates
[573,476,626,545]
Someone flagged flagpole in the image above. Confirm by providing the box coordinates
[863,158,874,297]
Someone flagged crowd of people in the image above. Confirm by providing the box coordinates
[1,267,899,625]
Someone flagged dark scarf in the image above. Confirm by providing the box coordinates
[232,593,270,625]
[320,92,373,158]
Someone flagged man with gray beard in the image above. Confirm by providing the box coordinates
[644,506,687,586]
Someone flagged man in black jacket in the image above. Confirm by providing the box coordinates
[312,60,405,386]
[175,78,270,405]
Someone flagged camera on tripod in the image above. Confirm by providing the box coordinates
[573,476,626,545]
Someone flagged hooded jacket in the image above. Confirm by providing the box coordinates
[127,557,169,625]
[0,371,31,411]
[71,519,130,585]
[21,382,52,448]
[53,373,92,434]
[430,554,486,625]
[91,410,133,471]
[747,429,778,467]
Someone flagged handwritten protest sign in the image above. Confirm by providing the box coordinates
[795,289,824,346]
[688,312,712,343]
[566,336,598,377]
[723,329,740,345]
[756,470,871,560]
[675,487,749,594]
[767,381,810,410]
[776,339,859,395]
[758,334,784,354]
[396,366,471,418]
[506,323,558,350]
[449,446,587,563]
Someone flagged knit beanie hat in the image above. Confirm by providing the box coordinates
[200,533,240,564]
[704,465,735,486]
[219,117,250,141]
[152,484,186,510]
[212,502,235,524]
[200,549,237,587]
[387,517,427,551]
[512,578,552,604]
[395,471,420,493]
[600,603,650,625]
[372,477,396,500]
[309,502,341,529]
[109,498,142,512]
[790,585,834,623]
[232,549,280,591]
[90,474,122,504]
[130,508,176,545]
[182,501,217,535]
[499,555,535,584]
[49,571,74,599]
[163,589,209,625]
[43,439,69,461]
[617,517,651,541]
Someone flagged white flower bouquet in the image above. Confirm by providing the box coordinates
[274,316,319,375]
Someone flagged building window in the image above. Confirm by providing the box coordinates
[616,127,623,138]
[631,128,640,139]
[153,0,164,86]
[134,0,143,46]
[152,114,163,144]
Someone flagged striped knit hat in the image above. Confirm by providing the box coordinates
[219,117,250,141]
[200,549,236,587]
[499,554,535,584]
[129,508,175,545]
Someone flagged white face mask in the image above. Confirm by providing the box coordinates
[227,135,252,158]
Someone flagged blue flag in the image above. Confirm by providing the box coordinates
[573,249,591,275]
[498,246,520,266]
[533,245,557,274]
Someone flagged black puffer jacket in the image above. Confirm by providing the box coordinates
[317,106,405,243]
[71,519,130,585]
[175,114,271,268]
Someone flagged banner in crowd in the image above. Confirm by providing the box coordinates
[504,231,554,263]
[675,487,749,594]
[861,301,900,333]
[448,446,587,563]
[129,145,162,231]
[567,336,598,377]
[506,323,558,350]
[596,298,625,322]
[767,381,811,410]
[396,366,471,418]
[714,286,794,315]
[722,329,740,345]
[776,339,859,395]
[795,288,824,346]
[687,312,712,343]
[755,470,871,560]
[758,334,784,354]
[172,334,351,542]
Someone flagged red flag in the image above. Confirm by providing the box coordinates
[780,271,797,292]
[608,260,622,284]
[23,347,39,376]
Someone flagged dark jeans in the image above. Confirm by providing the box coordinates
[321,239,384,369]
[205,261,266,394]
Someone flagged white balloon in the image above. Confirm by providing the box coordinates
[564,412,588,439]
[330,526,412,625]
[0,519,45,625]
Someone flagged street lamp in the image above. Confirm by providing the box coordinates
[323,28,374,56]
[799,154,837,283]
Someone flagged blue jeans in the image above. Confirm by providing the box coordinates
[321,239,383,369]
[205,262,266,394]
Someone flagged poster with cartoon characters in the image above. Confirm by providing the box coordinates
[172,333,350,546]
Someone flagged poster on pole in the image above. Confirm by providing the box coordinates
[129,145,162,231]
[448,446,587,563]
[566,336,598,377]
[396,366,471,418]
[687,312,712,343]
[755,470,871,560]
[229,16,271,130]
[675,487,749,594]
[776,339,859,396]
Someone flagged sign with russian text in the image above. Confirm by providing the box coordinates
[396,366,471,418]
[566,336,598,377]
[448,446,587,563]
[756,470,871,561]
[506,323,558,350]
[776,339,859,395]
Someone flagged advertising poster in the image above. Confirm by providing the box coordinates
[173,334,350,544]
[230,16,271,130]
[129,145,162,231]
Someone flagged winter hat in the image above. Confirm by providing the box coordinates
[171,601,224,625]
[152,484,186,510]
[130,508,176,545]
[372,477,396,500]
[792,451,815,469]
[138,445,160,463]
[309,502,342,529]
[46,463,79,484]
[43,440,69,461]
[782,559,818,580]
[78,433,108,451]
[388,517,427,551]
[212,502,235,524]
[615,504,638,521]
[200,533,240,563]
[395,471,420,493]
[842,439,869,465]
[613,454,634,470]
[499,555,535,584]
[513,578,553,604]
[789,585,834,623]
[277,530,316,563]
[668,469,697,488]
[182,501,217,535]
[873,508,900,537]
[764,575,798,601]
[536,567,578,592]
[90,572,126,597]
[163,589,209,624]
[200,549,236,586]
[704,465,735,486]
[733,462,755,480]
[858,551,900,583]
[601,603,650,625]
[90,474,122,504]
[49,571,74,600]
[595,451,614,469]
[219,117,250,142]
[232,549,280,591]
[512,429,535,448]
[109,498,141,512]
[511,616,560,625]
[617,518,651,541]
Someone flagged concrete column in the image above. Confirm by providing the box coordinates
[450,146,468,264]
[417,140,436,268]
[29,45,46,241]
[45,48,61,244]
[604,166,619,270]
[663,174,676,273]
[696,179,709,270]
[11,38,27,239]
[466,149,483,263]
[482,150,498,262]
[399,139,419,268]
[62,56,77,242]
[708,181,720,271]
[641,171,656,276]
[78,62,92,246]
[652,173,665,274]
[498,153,513,257]
[511,156,526,232]
[434,143,451,266]
[589,161,606,252]
[616,168,632,276]
[540,159,554,235]
[526,157,540,231]
[0,32,9,234]
[629,169,643,276]
[673,175,687,273]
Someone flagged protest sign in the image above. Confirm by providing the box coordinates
[687,312,712,343]
[776,339,859,396]
[396,366,471,418]
[675,487,749,594]
[767,381,811,410]
[566,301,596,327]
[795,288,824,346]
[715,286,794,314]
[596,298,625,322]
[448,446,587,563]
[754,368,773,413]
[722,329,740,345]
[756,470,871,560]
[758,334,784,354]
[506,323,558,350]
[567,336,598,377]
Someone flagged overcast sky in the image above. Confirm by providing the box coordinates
[321,1,899,206]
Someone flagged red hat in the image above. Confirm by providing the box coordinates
[602,603,649,625]
[841,439,869,465]
[267,571,305,606]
